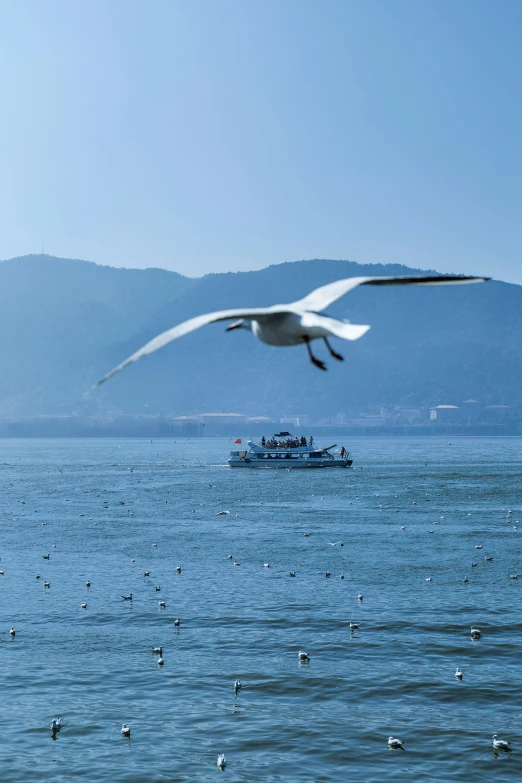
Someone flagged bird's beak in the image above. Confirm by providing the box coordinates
[226,320,245,331]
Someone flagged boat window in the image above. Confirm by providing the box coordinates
[308,452,321,458]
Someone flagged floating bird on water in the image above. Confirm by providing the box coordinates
[36,573,40,579]
[174,618,180,627]
[9,627,15,636]
[298,651,310,662]
[86,580,91,587]
[289,571,296,577]
[50,718,62,732]
[144,571,151,576]
[263,563,270,568]
[463,577,468,583]
[471,627,482,639]
[340,573,345,580]
[233,561,241,566]
[471,562,478,567]
[215,511,230,516]
[388,736,404,749]
[121,593,133,601]
[475,545,483,550]
[176,566,182,573]
[90,274,488,385]
[159,600,166,608]
[456,668,463,680]
[426,577,432,582]
[485,556,493,561]
[349,622,360,631]
[325,571,331,578]
[155,585,161,591]
[357,593,363,600]
[329,542,343,547]
[157,656,164,665]
[121,724,131,737]
[492,734,511,750]
[44,581,51,588]
[217,754,227,769]
[234,679,241,695]
[81,603,87,609]
[42,554,50,560]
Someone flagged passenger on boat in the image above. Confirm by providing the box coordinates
[309,436,314,447]
[340,446,346,458]
[261,436,266,447]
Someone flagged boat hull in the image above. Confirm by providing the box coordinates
[228,458,353,468]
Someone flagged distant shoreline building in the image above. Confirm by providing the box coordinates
[429,404,459,422]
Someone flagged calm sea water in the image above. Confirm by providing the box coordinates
[1,436,522,782]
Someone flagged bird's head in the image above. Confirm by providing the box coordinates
[226,319,252,332]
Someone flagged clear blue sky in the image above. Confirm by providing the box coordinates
[1,0,521,282]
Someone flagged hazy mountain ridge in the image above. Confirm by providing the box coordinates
[0,254,520,417]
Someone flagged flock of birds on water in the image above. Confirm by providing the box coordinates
[2,461,518,769]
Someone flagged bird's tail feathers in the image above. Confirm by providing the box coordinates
[338,321,371,341]
[300,312,370,341]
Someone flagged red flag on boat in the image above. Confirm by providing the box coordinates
[234,438,241,443]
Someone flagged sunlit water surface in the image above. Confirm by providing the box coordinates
[1,436,522,782]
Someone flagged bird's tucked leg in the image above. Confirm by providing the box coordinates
[303,336,327,370]
[323,337,344,361]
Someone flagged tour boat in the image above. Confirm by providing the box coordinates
[228,433,353,468]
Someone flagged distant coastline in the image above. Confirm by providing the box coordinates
[0,417,519,438]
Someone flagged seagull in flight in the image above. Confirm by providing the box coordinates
[90,273,488,386]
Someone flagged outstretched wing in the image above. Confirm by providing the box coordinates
[294,274,489,313]
[89,306,288,391]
